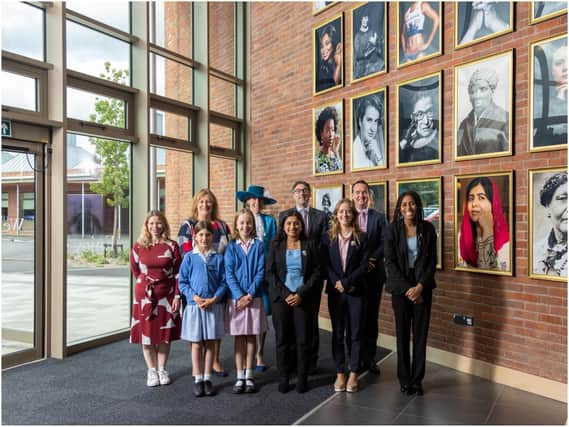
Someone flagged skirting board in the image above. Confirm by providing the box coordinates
[318,317,567,403]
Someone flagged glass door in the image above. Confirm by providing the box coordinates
[2,141,44,368]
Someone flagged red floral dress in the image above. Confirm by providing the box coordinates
[130,240,182,345]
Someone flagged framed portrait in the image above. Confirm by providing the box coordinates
[313,14,344,95]
[530,1,567,25]
[454,50,513,161]
[314,184,343,225]
[529,168,567,281]
[455,1,513,49]
[530,34,568,152]
[397,177,442,269]
[313,100,344,176]
[396,71,441,167]
[454,171,513,276]
[350,2,387,83]
[350,88,387,172]
[313,1,336,16]
[396,1,442,68]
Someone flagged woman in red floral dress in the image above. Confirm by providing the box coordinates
[130,210,182,387]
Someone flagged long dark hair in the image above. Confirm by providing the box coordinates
[276,211,306,242]
[392,191,424,225]
[464,177,493,240]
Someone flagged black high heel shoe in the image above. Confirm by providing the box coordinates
[400,385,410,394]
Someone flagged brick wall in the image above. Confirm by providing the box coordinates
[250,2,567,383]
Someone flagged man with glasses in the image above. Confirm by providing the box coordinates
[351,179,387,375]
[279,181,329,373]
[399,95,439,164]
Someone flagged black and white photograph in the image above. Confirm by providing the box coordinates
[367,181,387,216]
[350,88,386,172]
[530,168,567,281]
[313,1,336,16]
[314,185,343,224]
[397,1,441,68]
[530,34,568,152]
[455,171,513,276]
[313,14,343,95]
[455,1,513,49]
[350,2,386,82]
[397,72,441,166]
[397,177,442,268]
[313,100,344,176]
[455,51,512,160]
[531,1,567,24]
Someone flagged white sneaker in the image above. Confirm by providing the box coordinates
[158,369,171,385]
[147,368,159,387]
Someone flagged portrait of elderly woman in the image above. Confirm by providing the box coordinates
[351,89,386,171]
[531,169,567,280]
[456,2,512,49]
[530,34,567,151]
[351,2,386,82]
[397,72,441,166]
[313,102,343,176]
[314,15,343,95]
[455,51,512,160]
[456,173,512,275]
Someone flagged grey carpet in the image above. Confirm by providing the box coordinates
[2,329,390,425]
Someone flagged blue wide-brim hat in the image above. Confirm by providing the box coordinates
[236,185,277,205]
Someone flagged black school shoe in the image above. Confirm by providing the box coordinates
[232,379,245,394]
[204,380,216,396]
[244,379,257,393]
[194,381,205,397]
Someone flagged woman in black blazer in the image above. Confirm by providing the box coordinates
[323,199,369,393]
[266,211,322,394]
[384,190,437,396]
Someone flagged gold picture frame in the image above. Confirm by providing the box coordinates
[530,2,567,25]
[396,1,442,69]
[455,1,513,50]
[529,167,568,282]
[313,1,336,16]
[529,33,568,153]
[454,50,513,161]
[350,87,387,172]
[454,171,513,276]
[313,184,343,225]
[396,71,442,167]
[350,2,387,84]
[397,177,442,269]
[313,13,344,96]
[313,99,344,176]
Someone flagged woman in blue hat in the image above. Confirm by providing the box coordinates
[236,185,278,372]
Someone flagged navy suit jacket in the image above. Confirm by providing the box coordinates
[363,208,388,284]
[279,207,329,242]
[323,232,370,296]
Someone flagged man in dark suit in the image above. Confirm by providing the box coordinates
[352,179,387,374]
[279,181,329,372]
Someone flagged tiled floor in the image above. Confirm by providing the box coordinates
[296,352,567,425]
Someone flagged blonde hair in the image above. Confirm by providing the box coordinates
[190,189,221,221]
[231,208,257,240]
[137,210,171,248]
[328,198,361,244]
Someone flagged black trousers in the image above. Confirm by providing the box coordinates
[328,291,363,373]
[360,276,384,366]
[271,299,312,383]
[391,289,432,387]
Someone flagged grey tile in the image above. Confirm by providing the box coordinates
[421,370,504,402]
[332,383,415,412]
[402,393,492,424]
[393,413,464,425]
[299,400,399,425]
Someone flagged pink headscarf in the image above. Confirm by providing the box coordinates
[460,178,509,267]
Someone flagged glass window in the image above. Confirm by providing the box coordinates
[150,108,189,141]
[1,2,44,61]
[67,87,127,128]
[1,71,37,111]
[150,53,193,104]
[66,1,131,33]
[149,147,193,230]
[210,123,234,150]
[66,20,131,85]
[208,2,235,76]
[209,156,236,222]
[2,193,8,219]
[210,76,236,116]
[66,133,131,345]
[21,193,35,221]
[150,0,192,58]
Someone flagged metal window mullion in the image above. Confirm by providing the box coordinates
[149,134,200,153]
[66,70,138,95]
[149,43,198,69]
[66,118,134,142]
[65,9,138,44]
[2,51,54,70]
